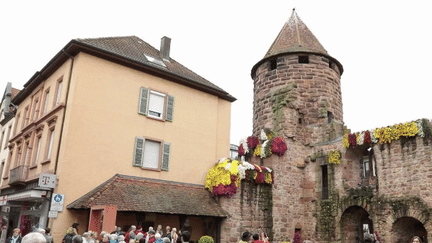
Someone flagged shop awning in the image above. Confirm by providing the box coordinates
[7,190,47,201]
[67,174,229,217]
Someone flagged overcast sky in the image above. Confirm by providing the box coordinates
[1,1,432,145]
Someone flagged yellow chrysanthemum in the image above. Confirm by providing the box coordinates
[328,150,341,164]
[265,173,272,184]
[229,160,240,175]
[343,133,349,148]
[253,145,262,157]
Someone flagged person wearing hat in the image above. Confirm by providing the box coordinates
[238,232,252,243]
[72,223,79,234]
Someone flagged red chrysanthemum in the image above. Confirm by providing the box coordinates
[247,136,259,150]
[348,133,357,147]
[364,131,371,144]
[271,137,287,156]
[238,144,245,156]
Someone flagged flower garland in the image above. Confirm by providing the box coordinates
[343,119,432,148]
[328,150,341,164]
[239,129,287,158]
[205,159,274,198]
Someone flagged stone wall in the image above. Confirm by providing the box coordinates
[219,181,272,242]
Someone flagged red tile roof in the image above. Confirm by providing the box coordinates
[67,174,229,217]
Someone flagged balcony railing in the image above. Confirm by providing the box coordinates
[9,165,29,185]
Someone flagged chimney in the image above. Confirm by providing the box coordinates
[160,36,171,60]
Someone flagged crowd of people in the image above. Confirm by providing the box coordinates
[62,224,191,243]
[238,231,269,243]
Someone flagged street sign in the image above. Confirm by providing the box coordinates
[50,193,64,212]
[48,211,58,218]
[38,174,57,188]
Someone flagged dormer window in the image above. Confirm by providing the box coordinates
[298,55,309,64]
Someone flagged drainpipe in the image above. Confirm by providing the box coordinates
[47,49,75,227]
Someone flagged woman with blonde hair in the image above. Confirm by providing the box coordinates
[411,236,422,243]
[170,228,178,243]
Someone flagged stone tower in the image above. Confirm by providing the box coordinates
[250,10,345,241]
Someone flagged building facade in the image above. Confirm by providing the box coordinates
[0,36,234,242]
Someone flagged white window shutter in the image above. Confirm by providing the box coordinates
[133,137,145,166]
[165,95,174,122]
[161,142,171,171]
[138,87,149,115]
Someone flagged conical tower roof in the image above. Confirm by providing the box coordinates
[252,9,343,77]
[264,10,328,58]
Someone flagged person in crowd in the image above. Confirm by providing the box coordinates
[175,230,181,243]
[117,236,125,243]
[125,227,136,243]
[135,233,144,243]
[6,228,22,243]
[44,228,53,243]
[72,236,83,243]
[147,230,156,243]
[252,234,263,243]
[163,227,170,241]
[411,236,422,243]
[135,227,144,236]
[170,228,177,243]
[238,232,252,243]
[162,238,170,243]
[82,232,91,243]
[145,227,153,243]
[180,231,190,243]
[155,226,163,236]
[21,232,46,243]
[101,235,109,243]
[62,227,76,243]
[109,234,118,243]
[90,232,98,243]
[72,224,79,235]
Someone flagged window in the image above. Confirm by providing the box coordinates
[42,89,50,114]
[133,137,171,171]
[13,113,20,135]
[15,146,22,168]
[33,135,42,165]
[363,156,370,178]
[4,125,12,149]
[298,55,309,64]
[0,130,4,152]
[0,160,4,181]
[269,58,277,70]
[55,80,63,106]
[138,87,174,122]
[45,129,55,160]
[327,111,333,123]
[22,106,30,128]
[23,141,31,166]
[321,165,328,199]
[32,98,40,121]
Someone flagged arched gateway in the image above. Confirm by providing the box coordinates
[340,206,373,243]
[392,217,427,243]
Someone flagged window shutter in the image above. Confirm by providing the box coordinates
[138,87,149,115]
[161,142,171,171]
[133,137,145,167]
[165,95,174,122]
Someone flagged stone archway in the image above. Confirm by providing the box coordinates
[392,217,427,243]
[340,206,373,243]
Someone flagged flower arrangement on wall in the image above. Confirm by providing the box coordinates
[205,158,274,198]
[343,119,432,148]
[328,150,341,164]
[239,129,288,158]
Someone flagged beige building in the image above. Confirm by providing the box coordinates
[0,36,234,242]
